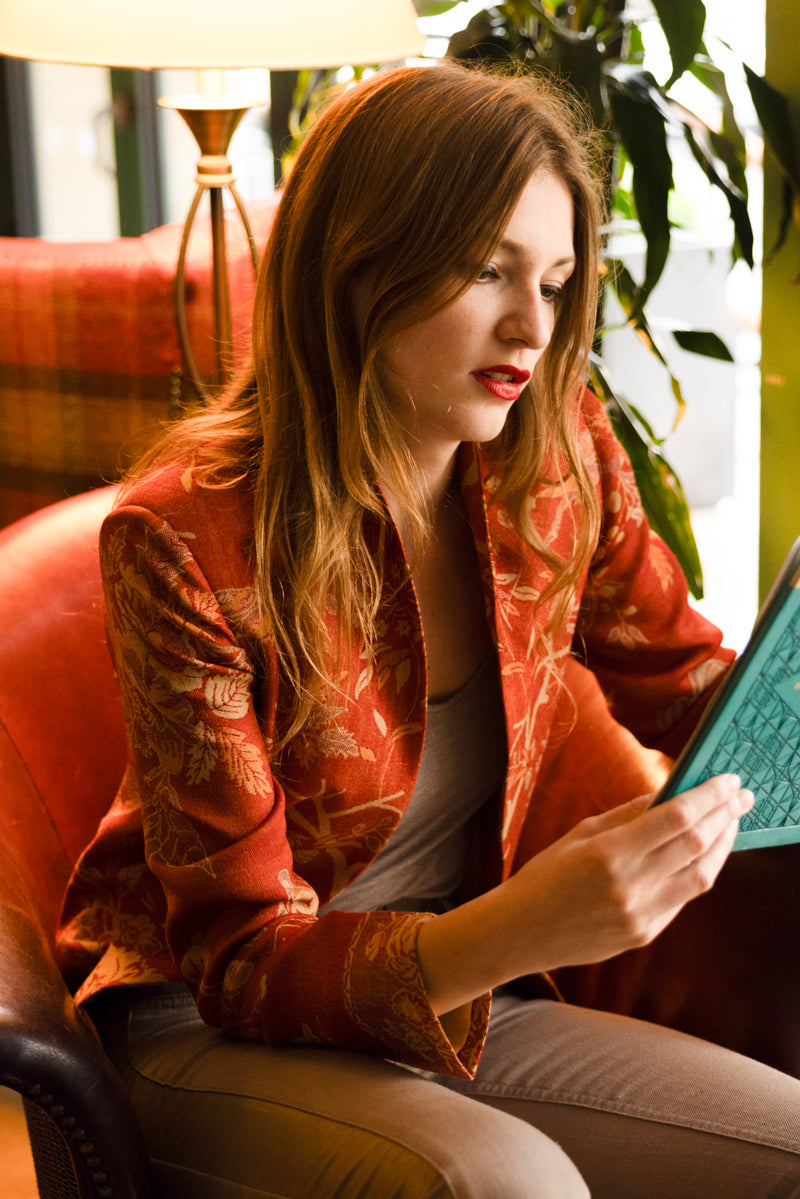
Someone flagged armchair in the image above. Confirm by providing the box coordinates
[0,484,153,1198]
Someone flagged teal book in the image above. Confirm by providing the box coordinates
[654,537,800,850]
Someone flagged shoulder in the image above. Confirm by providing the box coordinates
[119,459,254,533]
[574,384,627,473]
[103,460,256,594]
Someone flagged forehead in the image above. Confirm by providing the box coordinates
[497,171,575,259]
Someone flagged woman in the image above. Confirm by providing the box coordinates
[58,64,800,1196]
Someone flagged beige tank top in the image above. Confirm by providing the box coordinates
[322,649,508,914]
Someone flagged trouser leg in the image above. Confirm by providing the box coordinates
[435,994,800,1199]
[97,986,588,1199]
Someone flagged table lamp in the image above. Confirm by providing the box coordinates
[0,0,425,397]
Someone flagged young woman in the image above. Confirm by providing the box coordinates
[58,64,800,1197]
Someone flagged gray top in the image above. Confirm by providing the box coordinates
[321,649,508,914]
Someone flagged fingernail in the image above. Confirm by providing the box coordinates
[732,788,753,815]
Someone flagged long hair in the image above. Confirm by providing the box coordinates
[126,63,605,752]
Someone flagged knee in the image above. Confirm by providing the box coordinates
[379,1085,589,1199]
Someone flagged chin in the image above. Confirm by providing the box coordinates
[469,414,515,446]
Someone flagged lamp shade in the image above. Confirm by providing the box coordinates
[0,0,425,70]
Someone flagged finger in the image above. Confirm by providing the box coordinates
[657,798,745,913]
[580,775,746,861]
[651,783,751,880]
[579,792,653,834]
[646,774,749,851]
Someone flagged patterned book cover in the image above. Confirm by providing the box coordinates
[655,539,800,850]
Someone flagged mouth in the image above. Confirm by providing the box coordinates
[472,364,531,401]
[477,365,531,385]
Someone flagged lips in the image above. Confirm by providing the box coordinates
[472,364,531,401]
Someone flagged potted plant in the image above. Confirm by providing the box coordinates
[418,0,800,595]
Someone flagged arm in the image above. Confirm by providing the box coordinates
[98,504,489,1077]
[418,775,753,1018]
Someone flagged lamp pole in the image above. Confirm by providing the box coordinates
[160,72,261,397]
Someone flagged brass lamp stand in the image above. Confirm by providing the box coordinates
[0,0,427,399]
[159,77,262,399]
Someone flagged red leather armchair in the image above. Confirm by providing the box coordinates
[0,485,154,1199]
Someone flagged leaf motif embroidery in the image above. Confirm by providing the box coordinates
[186,729,218,785]
[216,728,271,795]
[318,726,359,758]
[395,657,411,694]
[225,960,255,995]
[205,672,251,720]
[216,586,259,631]
[650,540,675,591]
[276,868,317,915]
[143,781,217,877]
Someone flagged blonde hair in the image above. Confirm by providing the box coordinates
[126,63,605,752]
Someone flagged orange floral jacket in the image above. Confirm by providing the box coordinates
[57,387,733,1079]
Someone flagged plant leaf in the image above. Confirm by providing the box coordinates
[671,328,734,361]
[606,70,673,313]
[590,359,704,598]
[681,123,754,266]
[745,65,800,192]
[537,25,606,125]
[690,53,748,196]
[765,178,797,262]
[412,0,464,15]
[605,260,688,427]
[447,8,532,64]
[650,0,706,88]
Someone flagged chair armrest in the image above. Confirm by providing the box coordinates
[0,861,155,1198]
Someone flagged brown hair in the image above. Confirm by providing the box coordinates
[126,63,605,751]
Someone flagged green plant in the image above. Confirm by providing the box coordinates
[414,0,800,597]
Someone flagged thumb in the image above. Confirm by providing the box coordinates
[582,792,654,833]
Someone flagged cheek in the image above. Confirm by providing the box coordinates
[383,327,438,383]
[544,305,568,355]
[376,299,475,394]
[374,341,420,408]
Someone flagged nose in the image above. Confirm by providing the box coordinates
[497,287,554,350]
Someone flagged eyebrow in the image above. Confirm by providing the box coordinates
[497,237,576,269]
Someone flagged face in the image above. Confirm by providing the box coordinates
[376,170,575,493]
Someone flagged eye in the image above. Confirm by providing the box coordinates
[541,282,566,304]
[476,262,500,283]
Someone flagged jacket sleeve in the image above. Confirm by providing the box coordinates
[574,389,736,757]
[98,503,489,1078]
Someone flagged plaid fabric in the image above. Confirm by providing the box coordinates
[0,201,275,526]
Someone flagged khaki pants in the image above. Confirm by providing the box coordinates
[93,841,800,1197]
[98,981,800,1199]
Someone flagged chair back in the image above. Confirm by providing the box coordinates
[0,486,125,937]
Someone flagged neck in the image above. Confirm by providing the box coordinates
[413,443,460,514]
[427,458,459,514]
[378,446,459,544]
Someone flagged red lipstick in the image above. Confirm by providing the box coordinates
[472,364,531,401]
